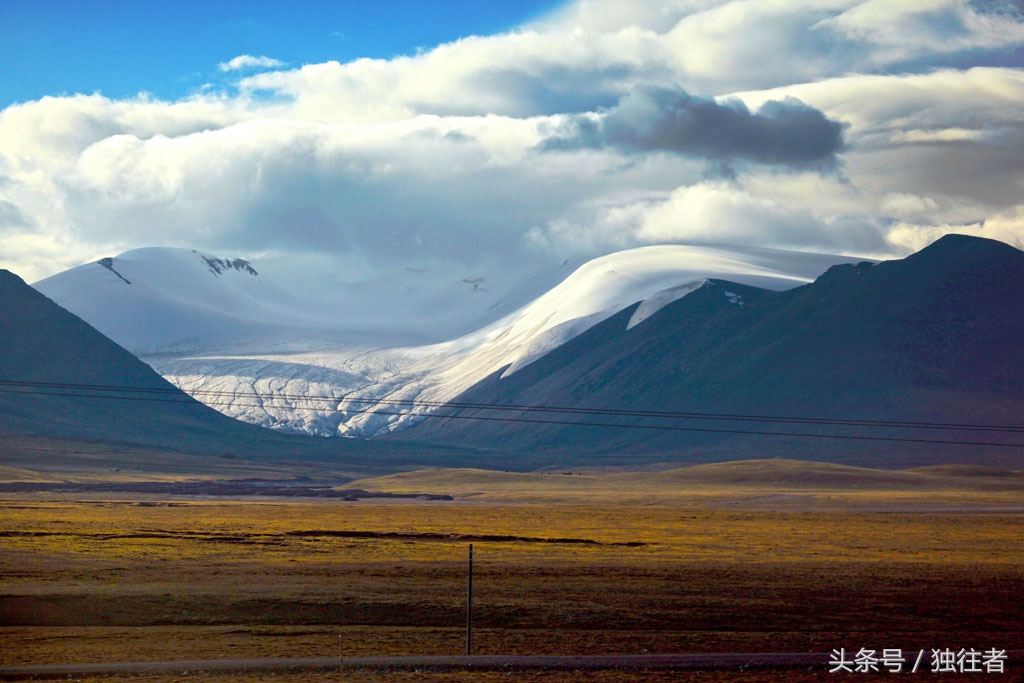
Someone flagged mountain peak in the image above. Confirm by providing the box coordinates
[906,233,1022,268]
[926,233,1020,253]
[809,234,1022,292]
[0,268,27,288]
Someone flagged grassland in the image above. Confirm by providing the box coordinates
[340,458,1024,509]
[1,459,1022,681]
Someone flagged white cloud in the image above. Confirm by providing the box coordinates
[887,206,1024,253]
[0,93,244,167]
[530,0,695,33]
[237,26,675,122]
[880,193,942,220]
[821,0,1024,64]
[1,0,1023,286]
[218,55,286,72]
[731,68,1024,147]
[636,183,832,246]
[531,180,888,255]
[48,114,589,272]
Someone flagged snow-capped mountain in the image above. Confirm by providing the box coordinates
[401,235,1024,468]
[33,248,312,355]
[33,247,573,353]
[0,267,341,457]
[34,244,863,437]
[0,268,492,471]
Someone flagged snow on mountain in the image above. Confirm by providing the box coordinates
[400,235,1024,467]
[34,244,863,437]
[322,244,861,436]
[34,247,574,353]
[34,248,317,355]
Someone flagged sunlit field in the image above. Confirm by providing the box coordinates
[1,487,1022,683]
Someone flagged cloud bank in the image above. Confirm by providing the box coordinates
[1,0,1022,285]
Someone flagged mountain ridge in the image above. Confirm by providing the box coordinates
[0,269,491,474]
[33,243,858,437]
[18,235,1022,469]
[395,235,1024,468]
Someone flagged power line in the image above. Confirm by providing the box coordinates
[1,379,1022,433]
[1,379,1022,449]
[359,408,1024,449]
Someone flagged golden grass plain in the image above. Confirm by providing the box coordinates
[1,461,1022,681]
[341,458,1024,510]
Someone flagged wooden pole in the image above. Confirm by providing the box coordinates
[466,543,473,656]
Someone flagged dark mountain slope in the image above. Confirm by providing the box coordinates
[0,269,225,447]
[0,270,480,473]
[400,235,1024,468]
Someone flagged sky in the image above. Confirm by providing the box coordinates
[2,0,1024,284]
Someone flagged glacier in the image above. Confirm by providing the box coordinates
[34,244,864,437]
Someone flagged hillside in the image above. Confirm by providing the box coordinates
[397,235,1024,468]
[0,270,486,476]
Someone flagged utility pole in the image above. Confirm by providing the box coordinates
[466,543,473,656]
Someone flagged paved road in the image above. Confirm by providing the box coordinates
[3,651,1020,679]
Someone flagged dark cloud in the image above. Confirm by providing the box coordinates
[544,86,846,169]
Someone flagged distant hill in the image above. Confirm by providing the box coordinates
[0,270,481,475]
[397,235,1024,468]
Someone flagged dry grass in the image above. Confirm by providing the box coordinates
[340,459,1024,509]
[0,453,1018,683]
[1,494,1022,682]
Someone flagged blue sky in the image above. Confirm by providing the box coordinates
[1,0,1023,283]
[0,0,560,106]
